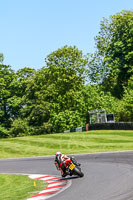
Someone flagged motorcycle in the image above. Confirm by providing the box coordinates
[56,156,84,178]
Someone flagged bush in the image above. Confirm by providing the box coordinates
[30,122,52,135]
[0,125,9,138]
[9,118,30,137]
[51,110,84,133]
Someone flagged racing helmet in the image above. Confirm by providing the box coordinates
[55,152,62,162]
[56,152,62,156]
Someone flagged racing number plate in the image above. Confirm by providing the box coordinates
[69,163,75,170]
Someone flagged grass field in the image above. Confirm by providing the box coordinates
[0,130,133,199]
[0,174,47,200]
[0,130,133,159]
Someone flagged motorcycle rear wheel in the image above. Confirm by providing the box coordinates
[73,167,84,177]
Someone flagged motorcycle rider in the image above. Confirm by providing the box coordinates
[55,152,80,177]
[55,152,69,177]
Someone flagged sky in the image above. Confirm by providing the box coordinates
[0,0,132,71]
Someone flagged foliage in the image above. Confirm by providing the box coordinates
[0,65,35,129]
[87,52,105,84]
[51,110,85,133]
[31,122,52,135]
[85,84,121,121]
[90,10,133,98]
[15,67,36,97]
[8,67,36,119]
[9,118,30,137]
[0,64,16,127]
[45,45,87,85]
[0,53,4,63]
[118,76,133,121]
[0,125,9,138]
[21,46,88,133]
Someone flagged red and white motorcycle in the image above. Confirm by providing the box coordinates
[55,156,84,178]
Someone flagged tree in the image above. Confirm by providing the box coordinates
[0,53,4,63]
[22,46,88,133]
[121,75,133,121]
[0,125,9,138]
[6,67,36,121]
[0,64,36,130]
[45,46,88,131]
[85,84,118,113]
[15,67,36,96]
[0,64,16,127]
[9,118,30,137]
[87,52,105,84]
[90,10,133,98]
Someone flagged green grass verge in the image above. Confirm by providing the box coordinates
[0,174,47,200]
[0,130,133,159]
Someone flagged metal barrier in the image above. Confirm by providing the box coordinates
[64,122,133,133]
[90,122,133,130]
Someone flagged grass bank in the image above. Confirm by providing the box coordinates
[0,130,133,159]
[0,174,47,200]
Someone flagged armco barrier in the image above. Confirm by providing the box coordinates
[64,130,70,133]
[90,122,133,130]
[64,122,133,133]
[64,125,88,133]
[76,127,82,132]
[70,128,76,132]
[82,126,86,131]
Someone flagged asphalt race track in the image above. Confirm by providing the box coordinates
[0,151,133,200]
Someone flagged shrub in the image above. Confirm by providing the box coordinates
[51,110,84,133]
[0,125,9,138]
[30,122,52,135]
[9,118,30,137]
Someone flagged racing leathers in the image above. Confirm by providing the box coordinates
[55,153,70,177]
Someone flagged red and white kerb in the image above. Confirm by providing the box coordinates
[27,174,71,200]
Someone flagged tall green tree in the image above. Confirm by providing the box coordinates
[46,46,87,102]
[89,10,133,98]
[121,75,133,121]
[8,67,36,120]
[45,45,88,131]
[22,46,88,133]
[0,65,16,127]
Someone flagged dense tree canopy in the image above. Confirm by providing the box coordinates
[121,75,133,121]
[21,46,88,133]
[0,10,133,138]
[0,65,16,126]
[89,10,133,98]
